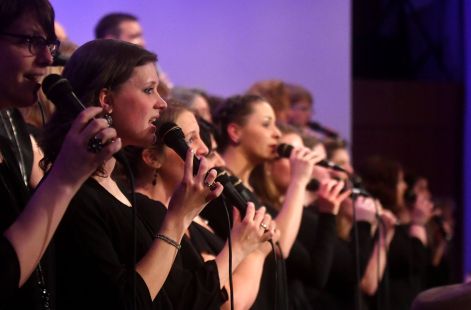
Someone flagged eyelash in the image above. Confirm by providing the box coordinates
[144,87,154,94]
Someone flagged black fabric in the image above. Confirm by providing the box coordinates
[369,224,431,310]
[311,221,374,310]
[0,130,55,310]
[201,181,289,310]
[0,236,20,302]
[285,210,337,310]
[55,180,172,310]
[0,108,33,184]
[134,193,228,310]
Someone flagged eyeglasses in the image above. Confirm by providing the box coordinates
[0,32,61,57]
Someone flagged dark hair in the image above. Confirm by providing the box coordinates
[214,94,265,152]
[285,82,313,106]
[323,139,348,160]
[0,0,56,40]
[358,155,403,211]
[40,39,157,170]
[94,12,138,39]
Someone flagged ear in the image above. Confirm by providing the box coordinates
[97,88,114,114]
[142,148,163,170]
[227,123,242,145]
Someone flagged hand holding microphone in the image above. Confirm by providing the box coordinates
[157,122,250,217]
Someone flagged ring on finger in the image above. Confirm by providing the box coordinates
[87,136,104,153]
[204,180,217,191]
[260,222,268,231]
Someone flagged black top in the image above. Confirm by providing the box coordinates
[285,209,337,310]
[135,193,228,310]
[55,179,172,310]
[311,221,373,310]
[202,181,290,310]
[0,125,54,310]
[370,224,431,310]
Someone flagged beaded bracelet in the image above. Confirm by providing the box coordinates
[154,234,181,250]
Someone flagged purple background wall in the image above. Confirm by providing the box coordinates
[50,0,351,142]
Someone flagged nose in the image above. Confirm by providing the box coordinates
[155,95,167,110]
[273,126,282,139]
[195,139,209,157]
[35,46,53,67]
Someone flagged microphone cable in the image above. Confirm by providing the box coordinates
[221,198,235,310]
[351,189,363,310]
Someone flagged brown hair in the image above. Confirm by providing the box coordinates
[285,82,313,107]
[247,80,290,121]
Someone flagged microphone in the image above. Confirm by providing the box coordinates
[276,143,349,174]
[157,122,248,216]
[158,122,201,175]
[41,74,127,164]
[307,121,339,139]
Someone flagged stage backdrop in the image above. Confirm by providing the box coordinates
[50,0,351,142]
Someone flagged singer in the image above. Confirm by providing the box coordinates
[204,94,319,309]
[124,103,276,309]
[0,1,126,309]
[39,39,222,310]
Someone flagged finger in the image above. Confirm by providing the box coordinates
[330,180,345,197]
[253,206,266,225]
[203,168,218,190]
[243,202,256,222]
[338,189,352,202]
[194,156,209,186]
[95,138,122,162]
[80,118,111,142]
[92,127,118,145]
[205,182,223,202]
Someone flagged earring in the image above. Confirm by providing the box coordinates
[104,113,113,127]
[152,169,158,186]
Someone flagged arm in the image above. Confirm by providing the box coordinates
[4,107,120,287]
[137,152,223,299]
[275,147,323,258]
[360,209,396,296]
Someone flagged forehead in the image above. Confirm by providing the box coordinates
[176,110,198,130]
[127,63,158,84]
[119,20,142,33]
[250,100,275,117]
[280,133,303,147]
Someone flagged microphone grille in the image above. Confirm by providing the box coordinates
[276,143,293,158]
[157,122,185,144]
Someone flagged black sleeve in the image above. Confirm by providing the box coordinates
[295,212,338,288]
[350,221,374,277]
[0,235,20,301]
[164,258,227,310]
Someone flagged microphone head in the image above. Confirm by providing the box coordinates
[42,74,72,104]
[157,122,185,145]
[276,143,293,158]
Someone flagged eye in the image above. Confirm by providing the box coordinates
[144,87,154,94]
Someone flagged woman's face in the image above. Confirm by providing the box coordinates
[288,100,312,127]
[0,12,54,109]
[238,101,281,163]
[269,133,303,193]
[311,143,330,182]
[110,62,167,147]
[329,148,353,180]
[192,94,212,123]
[159,110,209,189]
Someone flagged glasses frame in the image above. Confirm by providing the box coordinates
[0,32,61,57]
